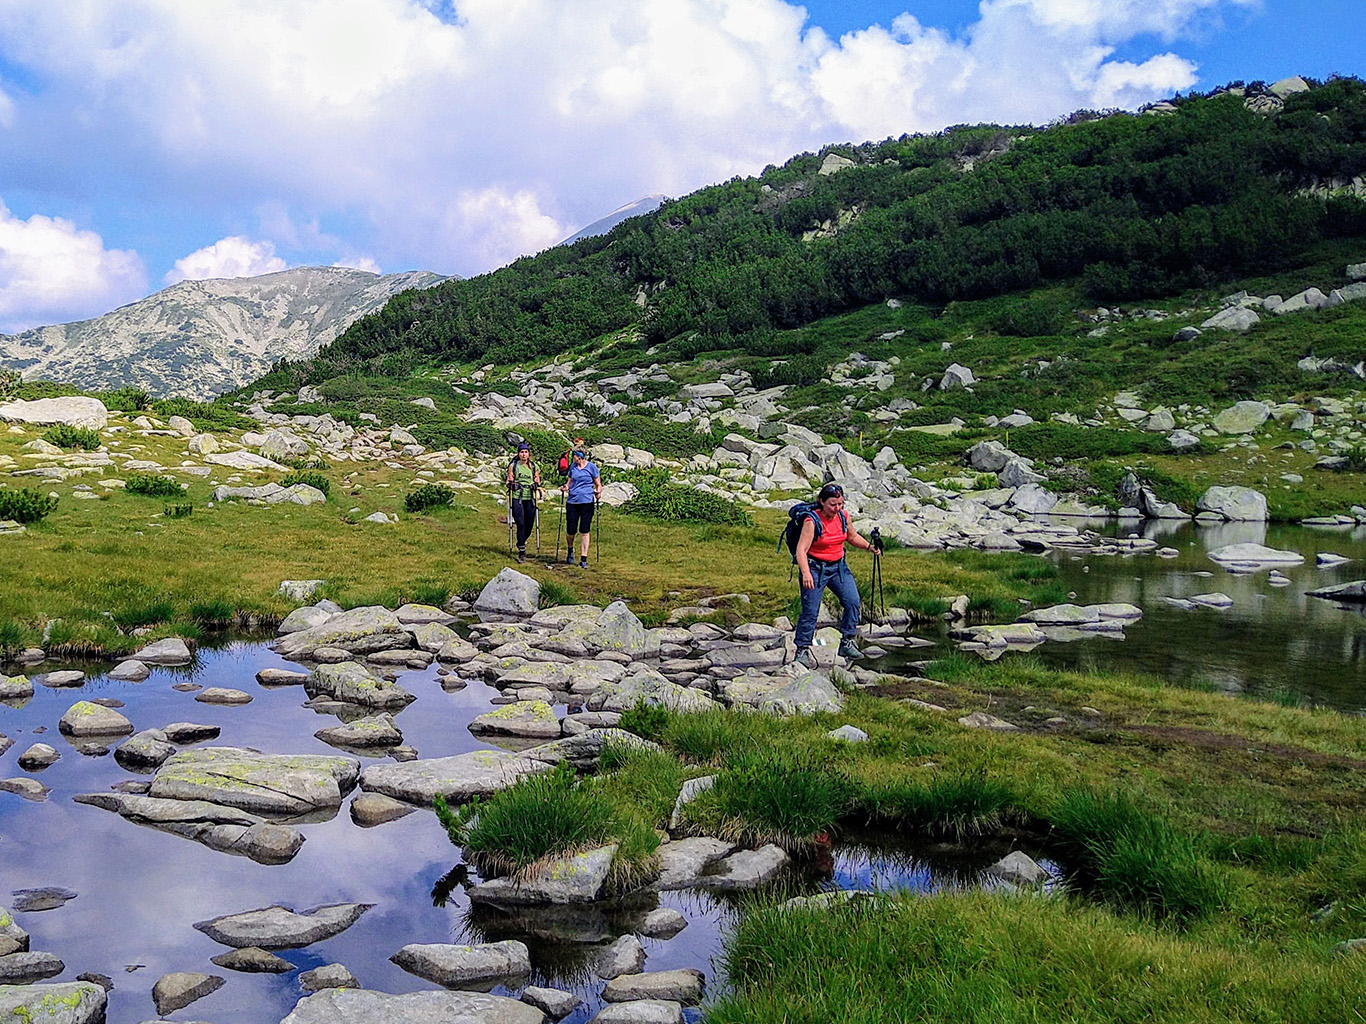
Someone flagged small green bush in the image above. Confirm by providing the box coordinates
[284,454,331,471]
[587,415,724,460]
[43,425,101,450]
[125,474,184,498]
[281,470,330,495]
[0,487,59,523]
[622,485,752,526]
[618,700,671,743]
[96,386,150,412]
[151,397,254,432]
[163,503,194,519]
[404,483,456,513]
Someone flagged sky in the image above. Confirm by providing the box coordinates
[0,0,1361,333]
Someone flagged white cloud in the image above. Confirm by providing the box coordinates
[0,0,1252,303]
[165,236,286,284]
[0,199,146,333]
[333,256,382,273]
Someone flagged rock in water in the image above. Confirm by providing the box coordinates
[281,989,544,1024]
[299,963,360,991]
[0,982,106,1023]
[306,661,415,709]
[468,844,618,905]
[390,940,531,986]
[1208,543,1303,565]
[195,903,373,949]
[603,968,705,1004]
[1196,486,1268,521]
[149,747,360,814]
[152,971,224,1015]
[211,946,295,972]
[134,637,194,665]
[359,750,552,805]
[58,701,134,737]
[274,605,413,659]
[0,951,64,983]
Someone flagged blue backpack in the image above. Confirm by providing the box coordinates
[778,501,847,563]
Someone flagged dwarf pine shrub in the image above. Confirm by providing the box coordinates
[404,483,456,513]
[43,424,101,450]
[0,487,58,523]
[125,474,184,498]
[280,470,330,495]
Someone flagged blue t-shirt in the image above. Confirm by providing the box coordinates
[566,462,600,503]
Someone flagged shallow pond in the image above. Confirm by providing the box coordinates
[0,642,1049,1024]
[1028,519,1366,710]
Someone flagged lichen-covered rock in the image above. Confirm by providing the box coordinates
[587,669,714,714]
[59,701,134,737]
[152,971,224,1015]
[523,730,662,771]
[0,981,106,1023]
[473,568,541,619]
[134,637,194,665]
[306,661,415,709]
[1196,485,1268,521]
[114,729,177,768]
[468,845,618,906]
[756,671,843,716]
[359,750,553,805]
[274,606,413,659]
[314,713,403,749]
[148,747,360,814]
[469,700,561,739]
[0,675,34,699]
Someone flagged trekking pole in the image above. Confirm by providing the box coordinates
[554,490,564,561]
[535,490,542,558]
[506,485,514,555]
[595,500,601,564]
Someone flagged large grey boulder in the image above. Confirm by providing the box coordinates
[0,982,106,1023]
[940,363,975,389]
[557,602,659,658]
[195,903,372,949]
[588,670,713,714]
[0,675,34,699]
[1196,486,1268,521]
[474,569,541,620]
[306,661,415,709]
[596,934,647,979]
[998,459,1044,487]
[693,844,790,889]
[756,671,843,716]
[0,396,108,429]
[1200,307,1259,331]
[1008,484,1058,514]
[1273,287,1330,315]
[149,747,360,814]
[278,606,333,634]
[275,606,412,659]
[114,729,177,768]
[470,701,562,740]
[1212,401,1270,434]
[58,700,134,737]
[468,844,618,905]
[390,940,531,986]
[654,837,737,890]
[134,637,194,665]
[360,750,553,805]
[1307,580,1366,603]
[0,911,28,955]
[282,989,545,1024]
[966,440,1013,473]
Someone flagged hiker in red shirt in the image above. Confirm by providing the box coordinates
[793,482,880,668]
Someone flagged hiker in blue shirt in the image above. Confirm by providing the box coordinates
[560,449,601,569]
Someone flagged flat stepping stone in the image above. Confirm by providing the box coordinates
[693,844,789,890]
[195,687,252,704]
[0,951,65,984]
[603,968,705,1004]
[638,908,687,939]
[958,712,1020,731]
[172,682,202,692]
[113,729,176,768]
[11,887,78,912]
[196,903,372,949]
[36,670,85,688]
[150,747,360,815]
[469,700,562,739]
[390,939,530,987]
[0,778,50,801]
[596,934,646,980]
[306,661,415,709]
[211,946,295,972]
[256,668,310,686]
[136,638,194,665]
[315,714,403,749]
[282,989,543,1023]
[359,750,552,805]
[152,971,224,1015]
[590,1000,685,1024]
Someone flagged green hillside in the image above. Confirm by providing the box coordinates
[265,77,1366,382]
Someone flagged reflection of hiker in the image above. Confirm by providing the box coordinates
[557,436,588,477]
[560,449,601,569]
[505,443,541,563]
[793,483,882,668]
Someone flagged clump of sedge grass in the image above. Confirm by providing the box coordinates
[1048,788,1226,922]
[861,771,1018,838]
[537,579,578,609]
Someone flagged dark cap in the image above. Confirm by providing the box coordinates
[517,442,530,451]
[574,450,587,459]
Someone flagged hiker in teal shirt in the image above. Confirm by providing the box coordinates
[504,443,541,562]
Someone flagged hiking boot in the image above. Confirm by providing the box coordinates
[838,639,864,661]
[516,550,526,564]
[579,557,589,569]
[565,552,575,564]
[795,648,818,670]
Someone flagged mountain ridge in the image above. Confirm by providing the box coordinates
[0,266,446,400]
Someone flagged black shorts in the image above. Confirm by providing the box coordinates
[566,502,595,534]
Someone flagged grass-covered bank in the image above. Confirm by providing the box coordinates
[428,651,1366,1020]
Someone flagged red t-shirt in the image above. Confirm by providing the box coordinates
[806,509,847,562]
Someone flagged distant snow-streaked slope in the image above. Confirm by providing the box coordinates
[0,266,446,399]
[558,195,667,247]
